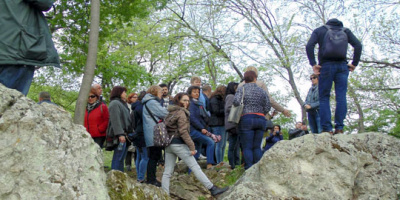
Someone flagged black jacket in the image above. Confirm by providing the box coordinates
[209,95,225,126]
[306,18,362,66]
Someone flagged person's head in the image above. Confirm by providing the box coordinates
[127,93,138,104]
[244,70,257,83]
[273,125,281,133]
[92,84,103,96]
[190,76,201,87]
[110,86,127,101]
[147,85,162,99]
[211,85,226,99]
[226,82,239,96]
[138,91,147,101]
[301,122,308,131]
[159,83,169,97]
[88,87,100,104]
[187,86,201,99]
[244,66,258,77]
[295,122,302,129]
[39,91,51,102]
[310,74,318,85]
[202,84,212,97]
[173,92,190,109]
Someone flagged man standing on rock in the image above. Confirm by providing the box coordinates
[306,18,362,134]
[0,0,60,96]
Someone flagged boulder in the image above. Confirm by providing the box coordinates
[220,133,400,200]
[107,170,169,200]
[0,85,109,199]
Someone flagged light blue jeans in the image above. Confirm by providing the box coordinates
[162,144,213,194]
[111,142,128,172]
[211,126,227,163]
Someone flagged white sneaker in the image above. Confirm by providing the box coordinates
[199,154,207,160]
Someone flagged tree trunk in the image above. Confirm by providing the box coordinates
[73,0,100,125]
[348,85,365,133]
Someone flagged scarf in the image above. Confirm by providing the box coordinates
[87,100,100,113]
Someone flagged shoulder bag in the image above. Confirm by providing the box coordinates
[228,87,245,124]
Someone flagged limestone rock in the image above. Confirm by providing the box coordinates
[0,85,109,199]
[107,170,170,200]
[220,133,400,200]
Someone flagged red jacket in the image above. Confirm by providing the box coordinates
[84,103,109,138]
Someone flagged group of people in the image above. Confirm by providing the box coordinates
[0,2,362,195]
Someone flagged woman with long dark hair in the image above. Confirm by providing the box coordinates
[162,93,228,196]
[224,82,240,169]
[209,85,227,164]
[106,86,131,172]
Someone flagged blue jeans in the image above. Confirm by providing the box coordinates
[135,147,149,181]
[307,110,322,133]
[238,114,266,170]
[211,126,227,163]
[111,142,128,172]
[319,62,349,131]
[190,129,216,165]
[227,130,240,169]
[0,65,35,96]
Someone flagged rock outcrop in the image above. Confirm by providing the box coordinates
[0,85,109,199]
[107,170,169,200]
[220,133,400,200]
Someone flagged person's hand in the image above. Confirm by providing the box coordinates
[283,109,291,117]
[119,135,126,143]
[348,63,356,72]
[272,131,276,136]
[305,105,311,110]
[190,150,196,156]
[313,65,321,75]
[201,129,208,134]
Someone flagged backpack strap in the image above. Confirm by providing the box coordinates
[144,103,159,124]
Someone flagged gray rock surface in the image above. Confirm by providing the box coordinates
[0,85,109,199]
[220,133,400,200]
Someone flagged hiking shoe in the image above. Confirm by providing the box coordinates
[146,180,161,187]
[209,185,228,196]
[334,129,344,135]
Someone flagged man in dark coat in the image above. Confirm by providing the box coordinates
[0,0,60,95]
[306,18,362,134]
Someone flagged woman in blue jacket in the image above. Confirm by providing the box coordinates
[142,85,168,187]
[187,86,216,169]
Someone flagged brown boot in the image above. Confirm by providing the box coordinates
[334,129,344,135]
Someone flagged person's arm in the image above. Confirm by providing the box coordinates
[263,91,271,115]
[98,103,110,133]
[189,103,206,131]
[150,100,169,120]
[108,102,124,136]
[23,0,54,11]
[346,29,363,67]
[306,30,319,67]
[233,86,243,106]
[177,111,196,151]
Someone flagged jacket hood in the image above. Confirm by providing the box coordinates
[326,18,343,27]
[167,105,190,116]
[131,101,141,110]
[142,94,159,104]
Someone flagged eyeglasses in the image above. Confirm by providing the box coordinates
[131,96,138,99]
[310,77,317,80]
[181,100,190,102]
[88,95,97,99]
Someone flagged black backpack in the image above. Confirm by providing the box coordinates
[322,25,348,60]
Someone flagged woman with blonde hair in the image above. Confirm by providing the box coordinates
[142,85,168,186]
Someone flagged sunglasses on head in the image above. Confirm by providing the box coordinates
[88,95,97,99]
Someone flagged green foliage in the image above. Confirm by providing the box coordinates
[223,166,245,186]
